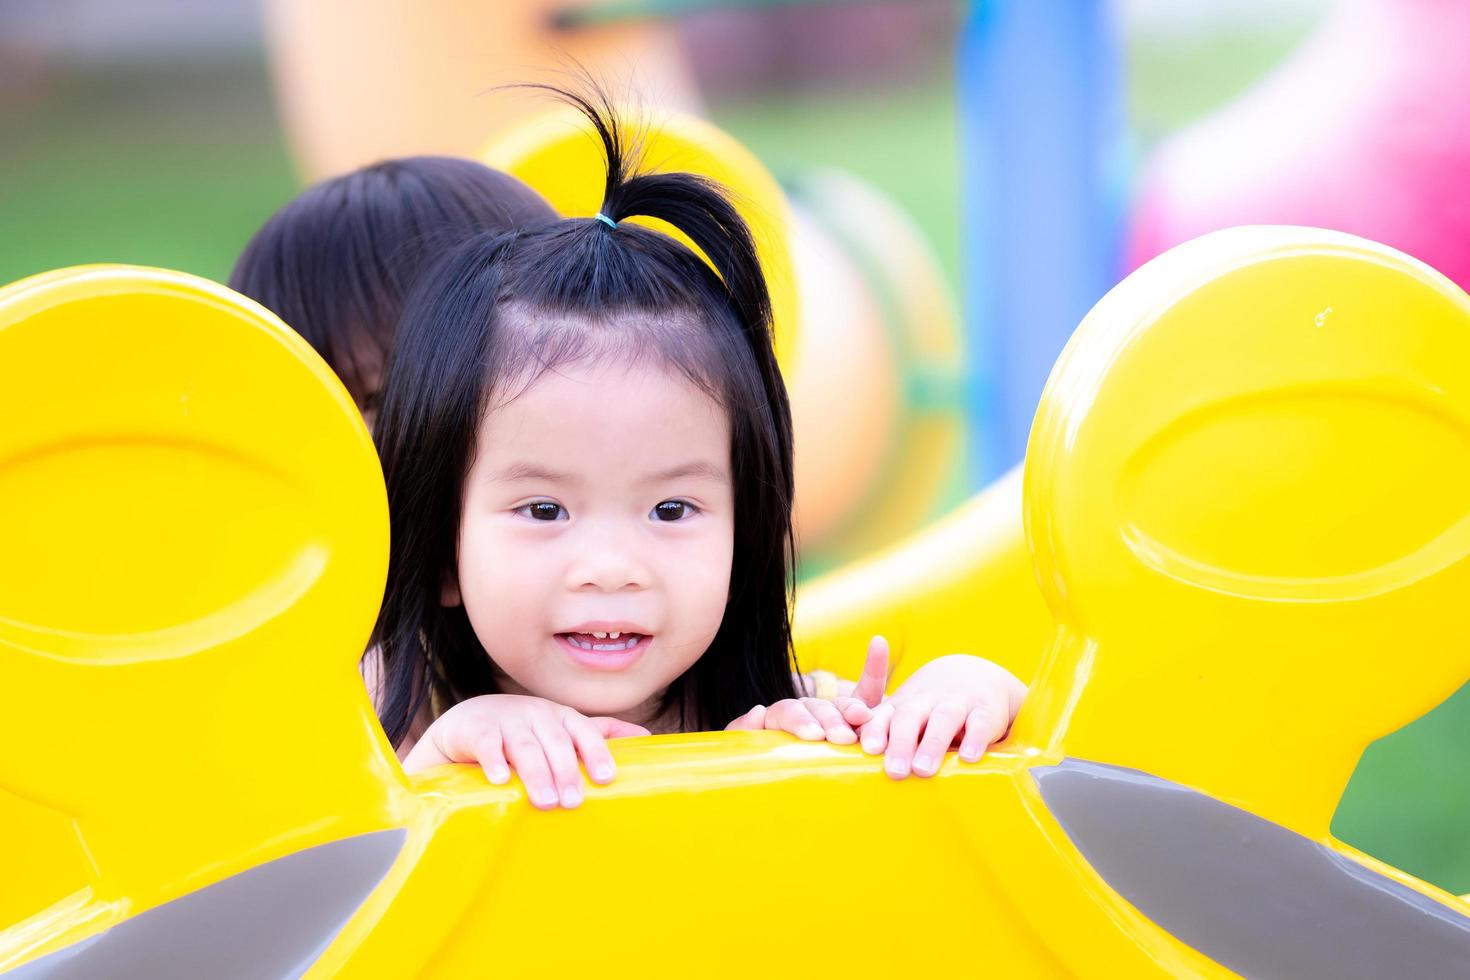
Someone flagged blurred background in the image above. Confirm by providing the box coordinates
[0,0,1319,287]
[4,0,1469,891]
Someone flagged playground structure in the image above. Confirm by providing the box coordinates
[5,227,1470,976]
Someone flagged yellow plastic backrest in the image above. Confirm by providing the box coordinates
[484,104,800,371]
[0,267,403,916]
[1016,227,1470,837]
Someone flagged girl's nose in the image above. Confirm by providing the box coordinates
[567,527,650,593]
[571,557,648,593]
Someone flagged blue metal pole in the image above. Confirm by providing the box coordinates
[957,0,1127,482]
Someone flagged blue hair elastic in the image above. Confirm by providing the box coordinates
[593,212,618,230]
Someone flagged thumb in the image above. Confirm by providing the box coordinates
[592,716,651,739]
[851,635,890,707]
[724,704,768,731]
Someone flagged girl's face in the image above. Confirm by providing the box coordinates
[448,355,735,725]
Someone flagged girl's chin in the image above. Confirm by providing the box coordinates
[555,685,665,727]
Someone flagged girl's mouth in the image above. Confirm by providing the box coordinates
[561,631,644,652]
[555,632,650,670]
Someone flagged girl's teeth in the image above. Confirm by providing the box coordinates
[565,633,641,652]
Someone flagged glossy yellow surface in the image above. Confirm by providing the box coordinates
[5,228,1470,976]
[1019,226,1470,841]
[0,267,404,959]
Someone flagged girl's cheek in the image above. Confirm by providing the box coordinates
[679,522,734,613]
[457,519,532,608]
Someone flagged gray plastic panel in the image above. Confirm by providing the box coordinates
[5,829,404,979]
[1034,759,1470,979]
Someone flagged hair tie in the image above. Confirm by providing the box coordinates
[593,212,618,230]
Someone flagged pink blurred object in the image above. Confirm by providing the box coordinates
[1128,0,1470,291]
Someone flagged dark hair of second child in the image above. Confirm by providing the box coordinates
[229,156,556,421]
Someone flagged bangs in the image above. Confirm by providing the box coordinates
[484,301,735,418]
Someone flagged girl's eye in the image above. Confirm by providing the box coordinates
[651,500,698,522]
[516,502,567,522]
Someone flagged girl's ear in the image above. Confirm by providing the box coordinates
[440,573,462,607]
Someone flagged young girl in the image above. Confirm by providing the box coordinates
[370,89,1026,810]
[229,156,556,427]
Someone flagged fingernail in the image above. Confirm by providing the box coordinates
[490,766,511,784]
[593,764,614,783]
[797,723,822,740]
[828,727,856,744]
[886,757,910,779]
[560,787,582,808]
[862,737,881,754]
[914,754,935,775]
[960,748,981,763]
[531,789,558,809]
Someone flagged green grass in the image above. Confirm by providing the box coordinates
[1336,681,1470,892]
[0,62,297,287]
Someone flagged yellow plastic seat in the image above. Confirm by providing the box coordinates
[6,227,1470,977]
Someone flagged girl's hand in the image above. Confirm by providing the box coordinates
[859,652,1026,780]
[724,696,874,743]
[402,694,649,810]
[724,636,889,743]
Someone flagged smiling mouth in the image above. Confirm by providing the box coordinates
[558,631,647,652]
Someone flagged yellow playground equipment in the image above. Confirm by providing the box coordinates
[487,106,968,564]
[5,225,1470,977]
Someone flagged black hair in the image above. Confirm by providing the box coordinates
[370,88,799,745]
[228,156,556,412]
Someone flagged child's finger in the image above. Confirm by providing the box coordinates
[802,697,856,744]
[912,697,968,777]
[851,635,890,708]
[593,716,652,739]
[724,704,767,731]
[502,721,559,810]
[765,699,824,740]
[958,702,1007,763]
[834,696,873,728]
[884,698,930,779]
[426,715,484,768]
[531,715,584,809]
[564,713,617,785]
[473,726,511,785]
[859,700,894,755]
